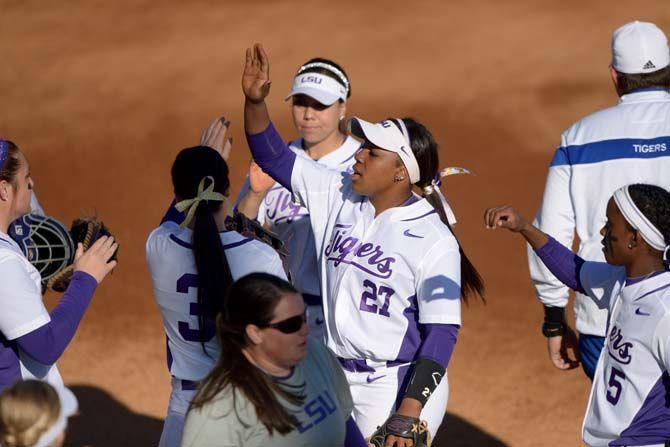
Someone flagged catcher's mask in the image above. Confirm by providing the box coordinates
[9,214,75,281]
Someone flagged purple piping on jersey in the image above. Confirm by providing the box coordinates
[400,209,437,222]
[534,236,586,294]
[168,234,254,251]
[610,372,670,446]
[246,123,296,191]
[396,295,421,364]
[0,334,22,393]
[344,417,368,447]
[334,223,353,229]
[15,272,98,365]
[337,358,375,373]
[633,281,670,301]
[401,195,420,207]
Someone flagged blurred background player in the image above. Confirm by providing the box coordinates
[486,183,670,446]
[146,120,287,447]
[183,273,366,446]
[0,380,78,447]
[0,139,118,393]
[527,21,670,379]
[241,44,485,441]
[236,57,360,341]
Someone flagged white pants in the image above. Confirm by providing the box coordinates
[158,377,197,447]
[344,363,449,439]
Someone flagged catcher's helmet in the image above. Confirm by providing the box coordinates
[9,214,75,282]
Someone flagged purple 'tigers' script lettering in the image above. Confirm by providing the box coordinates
[324,226,396,279]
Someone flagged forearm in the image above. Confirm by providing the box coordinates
[534,236,585,294]
[15,272,98,364]
[245,122,296,190]
[518,220,550,250]
[236,190,266,220]
[244,99,270,135]
[398,324,458,416]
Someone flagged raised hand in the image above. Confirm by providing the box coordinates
[483,205,528,232]
[547,326,580,370]
[242,43,271,104]
[73,236,118,284]
[200,116,232,161]
[249,161,275,194]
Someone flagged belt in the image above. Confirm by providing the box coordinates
[337,357,409,373]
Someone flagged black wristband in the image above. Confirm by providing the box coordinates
[542,306,566,337]
[404,358,446,406]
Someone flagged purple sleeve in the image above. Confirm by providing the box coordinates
[418,324,459,368]
[245,122,296,190]
[344,417,367,447]
[534,236,586,294]
[160,199,185,225]
[15,272,98,365]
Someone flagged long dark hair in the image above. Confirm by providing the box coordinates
[0,140,22,186]
[628,183,670,267]
[400,118,486,302]
[189,273,305,435]
[171,146,233,355]
[296,57,351,100]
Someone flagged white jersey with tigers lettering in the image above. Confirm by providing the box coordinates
[290,156,462,363]
[579,263,670,446]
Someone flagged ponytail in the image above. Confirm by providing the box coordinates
[423,189,485,303]
[401,117,485,303]
[192,197,234,355]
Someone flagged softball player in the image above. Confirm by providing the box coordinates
[527,21,670,378]
[241,44,485,440]
[0,139,117,392]
[146,134,287,447]
[236,57,360,341]
[486,183,670,447]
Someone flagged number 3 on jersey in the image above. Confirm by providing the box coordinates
[359,279,395,317]
[176,273,215,343]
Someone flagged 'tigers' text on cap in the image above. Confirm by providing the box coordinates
[611,21,670,74]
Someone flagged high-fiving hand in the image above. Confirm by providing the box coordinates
[242,44,271,104]
[200,116,232,161]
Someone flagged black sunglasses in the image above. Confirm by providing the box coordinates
[261,311,307,334]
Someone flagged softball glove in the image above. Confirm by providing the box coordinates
[368,414,430,447]
[47,216,117,292]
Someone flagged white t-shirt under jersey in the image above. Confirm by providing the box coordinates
[237,136,360,297]
[146,221,287,382]
[290,156,462,363]
[580,265,670,446]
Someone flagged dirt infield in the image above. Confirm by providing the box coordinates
[1,1,668,445]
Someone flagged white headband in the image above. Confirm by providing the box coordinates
[298,62,349,90]
[33,385,78,447]
[613,185,669,259]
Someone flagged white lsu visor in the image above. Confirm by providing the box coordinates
[33,385,78,447]
[347,117,421,184]
[285,72,347,106]
[613,185,669,259]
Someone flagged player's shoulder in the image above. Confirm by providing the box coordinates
[0,234,27,265]
[394,200,458,248]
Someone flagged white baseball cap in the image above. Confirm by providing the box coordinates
[347,117,421,184]
[611,21,670,74]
